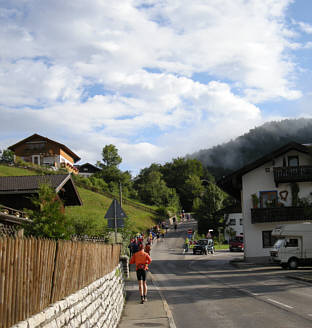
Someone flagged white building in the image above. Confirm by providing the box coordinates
[224,212,243,242]
[216,205,243,242]
[218,142,312,263]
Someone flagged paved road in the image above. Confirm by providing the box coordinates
[150,220,312,328]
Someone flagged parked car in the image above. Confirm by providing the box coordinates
[193,239,214,255]
[229,236,244,252]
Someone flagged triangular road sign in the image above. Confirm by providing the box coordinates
[104,199,127,219]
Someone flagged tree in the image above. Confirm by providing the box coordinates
[0,149,14,163]
[24,184,73,239]
[135,170,176,206]
[101,144,122,168]
[160,157,207,211]
[194,183,225,235]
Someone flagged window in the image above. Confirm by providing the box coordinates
[26,141,46,150]
[229,219,236,226]
[288,156,299,167]
[260,191,277,208]
[286,239,298,247]
[239,218,243,225]
[262,231,278,248]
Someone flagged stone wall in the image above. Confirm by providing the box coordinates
[12,264,125,328]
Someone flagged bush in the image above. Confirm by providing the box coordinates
[24,184,73,239]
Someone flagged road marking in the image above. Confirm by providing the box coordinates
[266,298,294,309]
[250,292,260,296]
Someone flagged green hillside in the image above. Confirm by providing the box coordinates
[66,187,157,234]
[0,165,38,177]
[0,164,157,235]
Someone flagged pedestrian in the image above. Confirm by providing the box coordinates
[144,241,151,255]
[160,228,165,240]
[129,243,152,304]
[128,238,135,257]
[174,223,177,231]
[184,237,190,252]
[132,239,139,254]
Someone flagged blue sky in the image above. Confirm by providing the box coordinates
[1,0,312,175]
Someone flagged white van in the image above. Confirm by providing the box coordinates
[270,223,312,269]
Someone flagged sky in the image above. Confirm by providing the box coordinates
[1,0,312,175]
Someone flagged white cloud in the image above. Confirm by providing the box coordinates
[298,21,312,34]
[0,0,308,174]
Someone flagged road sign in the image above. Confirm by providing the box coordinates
[187,229,193,234]
[105,199,127,242]
[104,199,127,219]
[107,218,125,228]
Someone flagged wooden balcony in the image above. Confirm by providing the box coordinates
[251,206,312,224]
[274,166,312,185]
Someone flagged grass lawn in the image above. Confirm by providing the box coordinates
[0,164,38,176]
[66,187,157,234]
[214,243,230,250]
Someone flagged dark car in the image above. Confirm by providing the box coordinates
[193,239,214,255]
[229,236,244,252]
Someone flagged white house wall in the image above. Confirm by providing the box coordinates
[224,212,243,242]
[242,150,312,261]
[58,155,74,166]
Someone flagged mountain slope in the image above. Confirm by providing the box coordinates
[190,118,312,179]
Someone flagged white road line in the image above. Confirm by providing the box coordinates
[266,298,294,309]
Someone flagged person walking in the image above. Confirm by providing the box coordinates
[184,237,190,252]
[144,241,151,255]
[129,243,152,304]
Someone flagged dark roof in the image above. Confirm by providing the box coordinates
[217,142,311,200]
[214,204,242,215]
[76,163,101,172]
[8,133,81,163]
[0,174,82,206]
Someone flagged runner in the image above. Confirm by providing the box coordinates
[144,241,151,255]
[129,243,152,304]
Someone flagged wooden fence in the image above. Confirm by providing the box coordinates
[0,237,121,328]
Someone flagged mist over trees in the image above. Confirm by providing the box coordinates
[189,118,312,180]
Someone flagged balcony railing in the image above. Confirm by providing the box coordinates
[251,206,312,224]
[274,166,312,184]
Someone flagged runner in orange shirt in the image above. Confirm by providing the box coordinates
[129,243,152,303]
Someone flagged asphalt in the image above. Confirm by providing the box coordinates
[230,258,312,283]
[118,251,312,328]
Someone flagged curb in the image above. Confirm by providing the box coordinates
[286,274,312,284]
[149,272,177,328]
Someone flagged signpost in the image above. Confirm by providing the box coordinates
[104,199,127,243]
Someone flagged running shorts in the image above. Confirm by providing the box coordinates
[136,269,147,281]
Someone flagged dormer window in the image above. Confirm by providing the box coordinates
[288,156,299,167]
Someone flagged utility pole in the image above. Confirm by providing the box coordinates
[119,181,122,206]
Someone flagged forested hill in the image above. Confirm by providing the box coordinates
[189,118,312,180]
